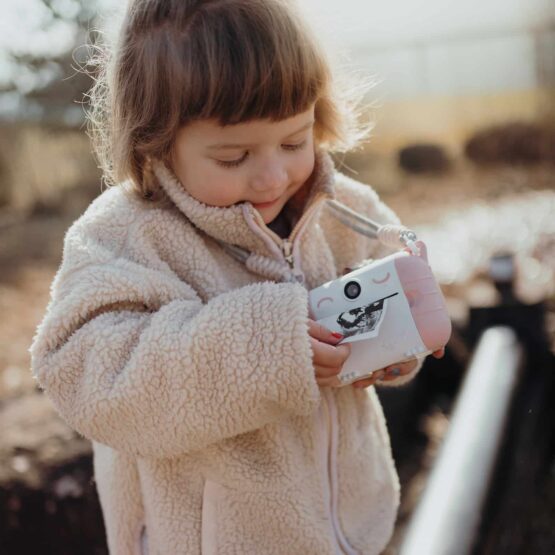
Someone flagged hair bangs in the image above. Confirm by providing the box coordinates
[87,0,370,196]
[180,2,326,126]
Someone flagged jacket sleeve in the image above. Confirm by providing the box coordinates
[324,172,425,386]
[30,224,320,459]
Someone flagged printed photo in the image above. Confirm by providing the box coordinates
[336,293,398,340]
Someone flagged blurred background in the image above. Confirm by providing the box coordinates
[0,1,553,554]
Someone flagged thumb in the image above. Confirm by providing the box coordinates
[307,319,344,345]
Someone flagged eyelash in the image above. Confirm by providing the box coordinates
[215,141,307,168]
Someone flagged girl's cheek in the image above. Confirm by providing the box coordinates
[293,149,316,186]
[202,169,243,206]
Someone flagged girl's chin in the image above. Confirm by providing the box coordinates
[253,201,283,222]
[258,210,278,225]
[252,196,281,210]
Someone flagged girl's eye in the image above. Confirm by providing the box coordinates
[215,151,249,168]
[282,140,306,152]
[214,140,306,168]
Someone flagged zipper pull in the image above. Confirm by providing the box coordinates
[282,240,294,268]
[282,240,305,284]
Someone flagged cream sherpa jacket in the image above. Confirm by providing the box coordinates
[31,150,422,555]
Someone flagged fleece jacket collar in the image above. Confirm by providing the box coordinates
[152,149,336,258]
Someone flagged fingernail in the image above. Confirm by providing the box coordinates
[390,367,401,376]
[331,332,344,339]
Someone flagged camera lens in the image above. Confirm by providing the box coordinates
[344,281,361,300]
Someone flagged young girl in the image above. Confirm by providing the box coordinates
[31,1,443,553]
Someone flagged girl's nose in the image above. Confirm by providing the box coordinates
[250,160,288,193]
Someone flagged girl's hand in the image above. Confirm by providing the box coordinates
[307,319,351,387]
[352,348,446,389]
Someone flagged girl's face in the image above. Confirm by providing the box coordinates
[170,106,316,224]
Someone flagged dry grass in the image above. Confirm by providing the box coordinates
[0,123,99,216]
[341,145,555,226]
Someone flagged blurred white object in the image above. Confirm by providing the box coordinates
[415,191,555,299]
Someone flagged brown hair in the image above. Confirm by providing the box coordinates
[87,0,370,199]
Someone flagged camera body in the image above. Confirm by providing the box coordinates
[308,241,451,385]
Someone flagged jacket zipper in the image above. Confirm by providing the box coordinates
[137,523,148,555]
[270,192,327,283]
[323,389,358,555]
[281,238,305,283]
[246,195,356,552]
[279,197,356,553]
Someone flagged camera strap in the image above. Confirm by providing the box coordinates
[325,200,418,253]
[215,200,419,268]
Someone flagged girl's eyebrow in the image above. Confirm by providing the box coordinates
[207,120,315,150]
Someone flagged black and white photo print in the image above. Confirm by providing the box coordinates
[336,293,398,339]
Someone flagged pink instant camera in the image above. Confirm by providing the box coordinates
[308,241,451,386]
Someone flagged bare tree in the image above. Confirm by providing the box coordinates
[0,0,102,126]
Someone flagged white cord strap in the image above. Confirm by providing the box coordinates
[216,242,296,281]
[325,199,419,254]
[215,199,419,276]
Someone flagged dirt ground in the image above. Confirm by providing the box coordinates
[0,156,554,553]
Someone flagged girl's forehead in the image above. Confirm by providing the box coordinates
[180,106,315,146]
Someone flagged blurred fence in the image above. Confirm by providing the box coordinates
[359,26,555,100]
[355,25,555,150]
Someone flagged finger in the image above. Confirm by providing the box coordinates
[379,374,399,382]
[352,370,385,388]
[380,369,410,381]
[353,378,377,389]
[310,339,351,368]
[432,348,445,359]
[383,360,417,379]
[314,364,341,379]
[307,319,344,345]
[381,367,414,381]
[316,375,342,388]
[399,361,417,375]
[353,369,385,387]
